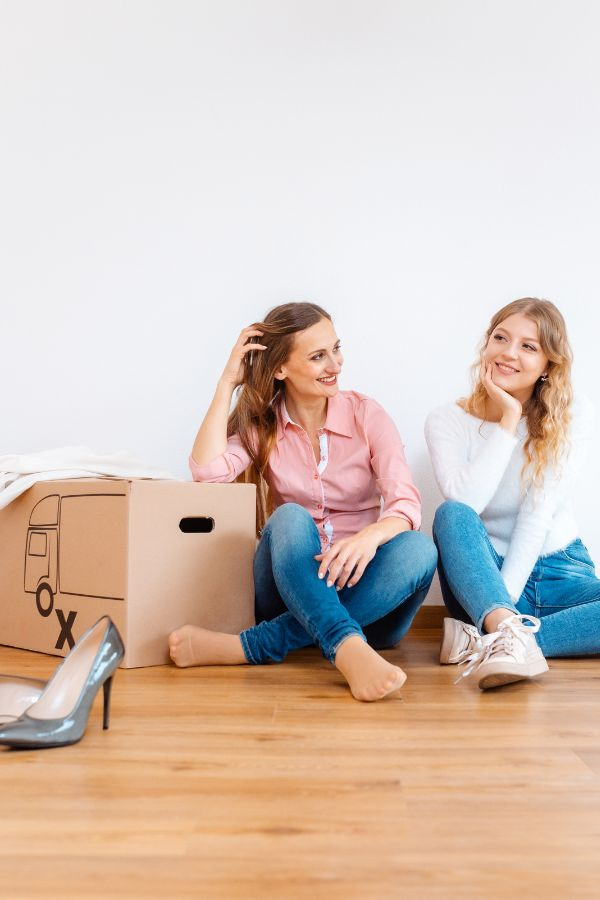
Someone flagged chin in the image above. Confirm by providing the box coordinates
[496,380,521,395]
[492,371,519,388]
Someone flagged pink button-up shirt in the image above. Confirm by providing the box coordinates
[189,391,421,547]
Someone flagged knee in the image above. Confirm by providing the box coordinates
[264,503,316,542]
[432,500,475,539]
[408,531,438,579]
[389,530,438,580]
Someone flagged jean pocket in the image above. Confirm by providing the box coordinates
[559,539,595,571]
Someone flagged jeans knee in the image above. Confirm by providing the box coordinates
[267,502,311,531]
[420,533,438,578]
[403,531,438,578]
[264,503,318,549]
[432,500,475,540]
[387,531,438,584]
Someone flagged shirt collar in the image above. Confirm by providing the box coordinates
[276,393,352,440]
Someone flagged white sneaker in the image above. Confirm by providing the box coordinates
[458,614,549,690]
[439,617,480,664]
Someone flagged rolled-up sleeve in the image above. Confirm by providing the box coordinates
[364,400,422,530]
[189,432,252,483]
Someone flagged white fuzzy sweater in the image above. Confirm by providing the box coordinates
[424,396,595,601]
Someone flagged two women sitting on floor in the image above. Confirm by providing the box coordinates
[169,298,598,700]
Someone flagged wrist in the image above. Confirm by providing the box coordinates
[216,377,237,398]
[370,517,411,545]
[499,411,521,435]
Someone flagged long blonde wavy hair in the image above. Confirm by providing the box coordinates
[462,298,573,487]
[229,302,332,534]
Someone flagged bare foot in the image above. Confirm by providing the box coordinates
[334,635,407,701]
[168,625,247,667]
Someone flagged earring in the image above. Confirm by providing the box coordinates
[540,374,548,382]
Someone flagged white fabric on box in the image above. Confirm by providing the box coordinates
[0,447,179,510]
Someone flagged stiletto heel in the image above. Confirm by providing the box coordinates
[102,676,113,730]
[0,617,124,750]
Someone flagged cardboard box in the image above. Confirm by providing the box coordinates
[0,479,256,667]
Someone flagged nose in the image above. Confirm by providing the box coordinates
[501,341,519,360]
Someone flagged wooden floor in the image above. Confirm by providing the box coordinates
[1,623,599,899]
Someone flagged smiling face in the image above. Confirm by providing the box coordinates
[275,316,343,405]
[483,312,549,404]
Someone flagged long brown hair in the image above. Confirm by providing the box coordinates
[462,298,573,487]
[229,302,332,532]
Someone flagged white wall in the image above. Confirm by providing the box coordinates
[2,0,599,598]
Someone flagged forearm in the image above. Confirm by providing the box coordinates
[501,515,551,601]
[363,515,412,547]
[191,379,236,466]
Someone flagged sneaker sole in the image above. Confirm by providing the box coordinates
[478,657,549,690]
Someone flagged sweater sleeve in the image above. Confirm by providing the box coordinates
[424,405,518,513]
[189,432,252,483]
[500,396,595,600]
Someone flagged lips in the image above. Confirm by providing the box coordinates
[318,375,337,385]
[495,362,519,374]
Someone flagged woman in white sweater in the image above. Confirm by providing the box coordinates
[425,298,598,689]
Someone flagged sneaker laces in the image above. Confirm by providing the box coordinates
[455,614,541,683]
[453,623,480,663]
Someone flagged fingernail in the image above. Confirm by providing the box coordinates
[327,580,333,588]
[318,573,324,579]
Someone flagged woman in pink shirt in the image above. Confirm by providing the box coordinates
[169,302,436,701]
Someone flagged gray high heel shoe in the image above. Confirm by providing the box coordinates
[0,617,124,749]
[0,675,46,725]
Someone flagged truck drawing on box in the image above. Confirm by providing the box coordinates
[24,493,127,618]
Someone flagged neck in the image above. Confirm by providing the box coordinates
[284,390,328,433]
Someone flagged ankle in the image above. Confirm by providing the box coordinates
[334,634,366,666]
[483,608,517,634]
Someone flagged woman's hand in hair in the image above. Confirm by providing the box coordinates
[219,327,267,389]
[481,362,522,433]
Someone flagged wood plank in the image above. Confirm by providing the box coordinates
[0,630,599,897]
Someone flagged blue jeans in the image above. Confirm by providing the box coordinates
[433,500,600,657]
[239,503,438,665]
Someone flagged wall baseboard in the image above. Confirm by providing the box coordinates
[413,605,445,629]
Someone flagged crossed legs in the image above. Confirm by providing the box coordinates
[169,504,437,701]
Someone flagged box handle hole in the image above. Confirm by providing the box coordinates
[179,517,215,533]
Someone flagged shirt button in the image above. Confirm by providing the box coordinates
[317,504,323,509]
[314,474,319,479]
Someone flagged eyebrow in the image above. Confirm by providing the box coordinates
[307,340,341,356]
[495,327,540,344]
